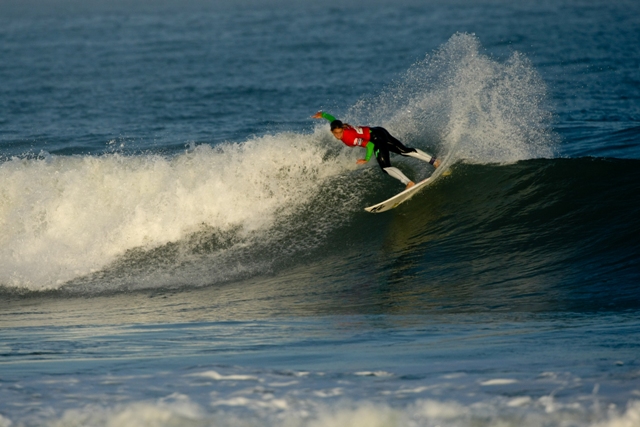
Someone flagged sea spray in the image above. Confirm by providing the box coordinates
[347,33,557,164]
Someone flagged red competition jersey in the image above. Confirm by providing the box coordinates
[340,126,371,148]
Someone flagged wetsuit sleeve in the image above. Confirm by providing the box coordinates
[320,112,336,122]
[364,142,375,161]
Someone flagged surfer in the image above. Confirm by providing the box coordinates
[312,111,439,189]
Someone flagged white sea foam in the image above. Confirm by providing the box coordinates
[593,401,640,427]
[480,378,519,386]
[3,365,638,427]
[31,396,640,427]
[508,396,533,407]
[212,396,289,410]
[188,370,259,381]
[412,399,469,420]
[0,131,357,291]
[307,404,396,427]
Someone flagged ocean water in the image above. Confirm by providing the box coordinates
[1,0,639,426]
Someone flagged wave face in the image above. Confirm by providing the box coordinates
[1,34,637,308]
[360,158,640,313]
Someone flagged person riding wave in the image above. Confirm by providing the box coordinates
[312,111,440,190]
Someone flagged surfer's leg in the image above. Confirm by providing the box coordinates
[372,127,439,167]
[374,142,413,187]
[383,167,413,186]
[371,127,414,155]
[405,149,439,167]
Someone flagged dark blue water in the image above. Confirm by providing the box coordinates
[1,1,639,426]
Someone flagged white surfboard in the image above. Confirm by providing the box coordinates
[365,164,449,213]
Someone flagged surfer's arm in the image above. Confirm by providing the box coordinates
[364,142,375,161]
[312,111,336,122]
[356,142,375,165]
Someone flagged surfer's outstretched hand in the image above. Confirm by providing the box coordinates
[311,111,323,119]
[356,159,367,165]
[433,159,441,168]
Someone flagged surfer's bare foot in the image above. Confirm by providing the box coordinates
[405,181,415,190]
[433,159,441,168]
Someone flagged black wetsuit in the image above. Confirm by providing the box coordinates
[369,127,418,171]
